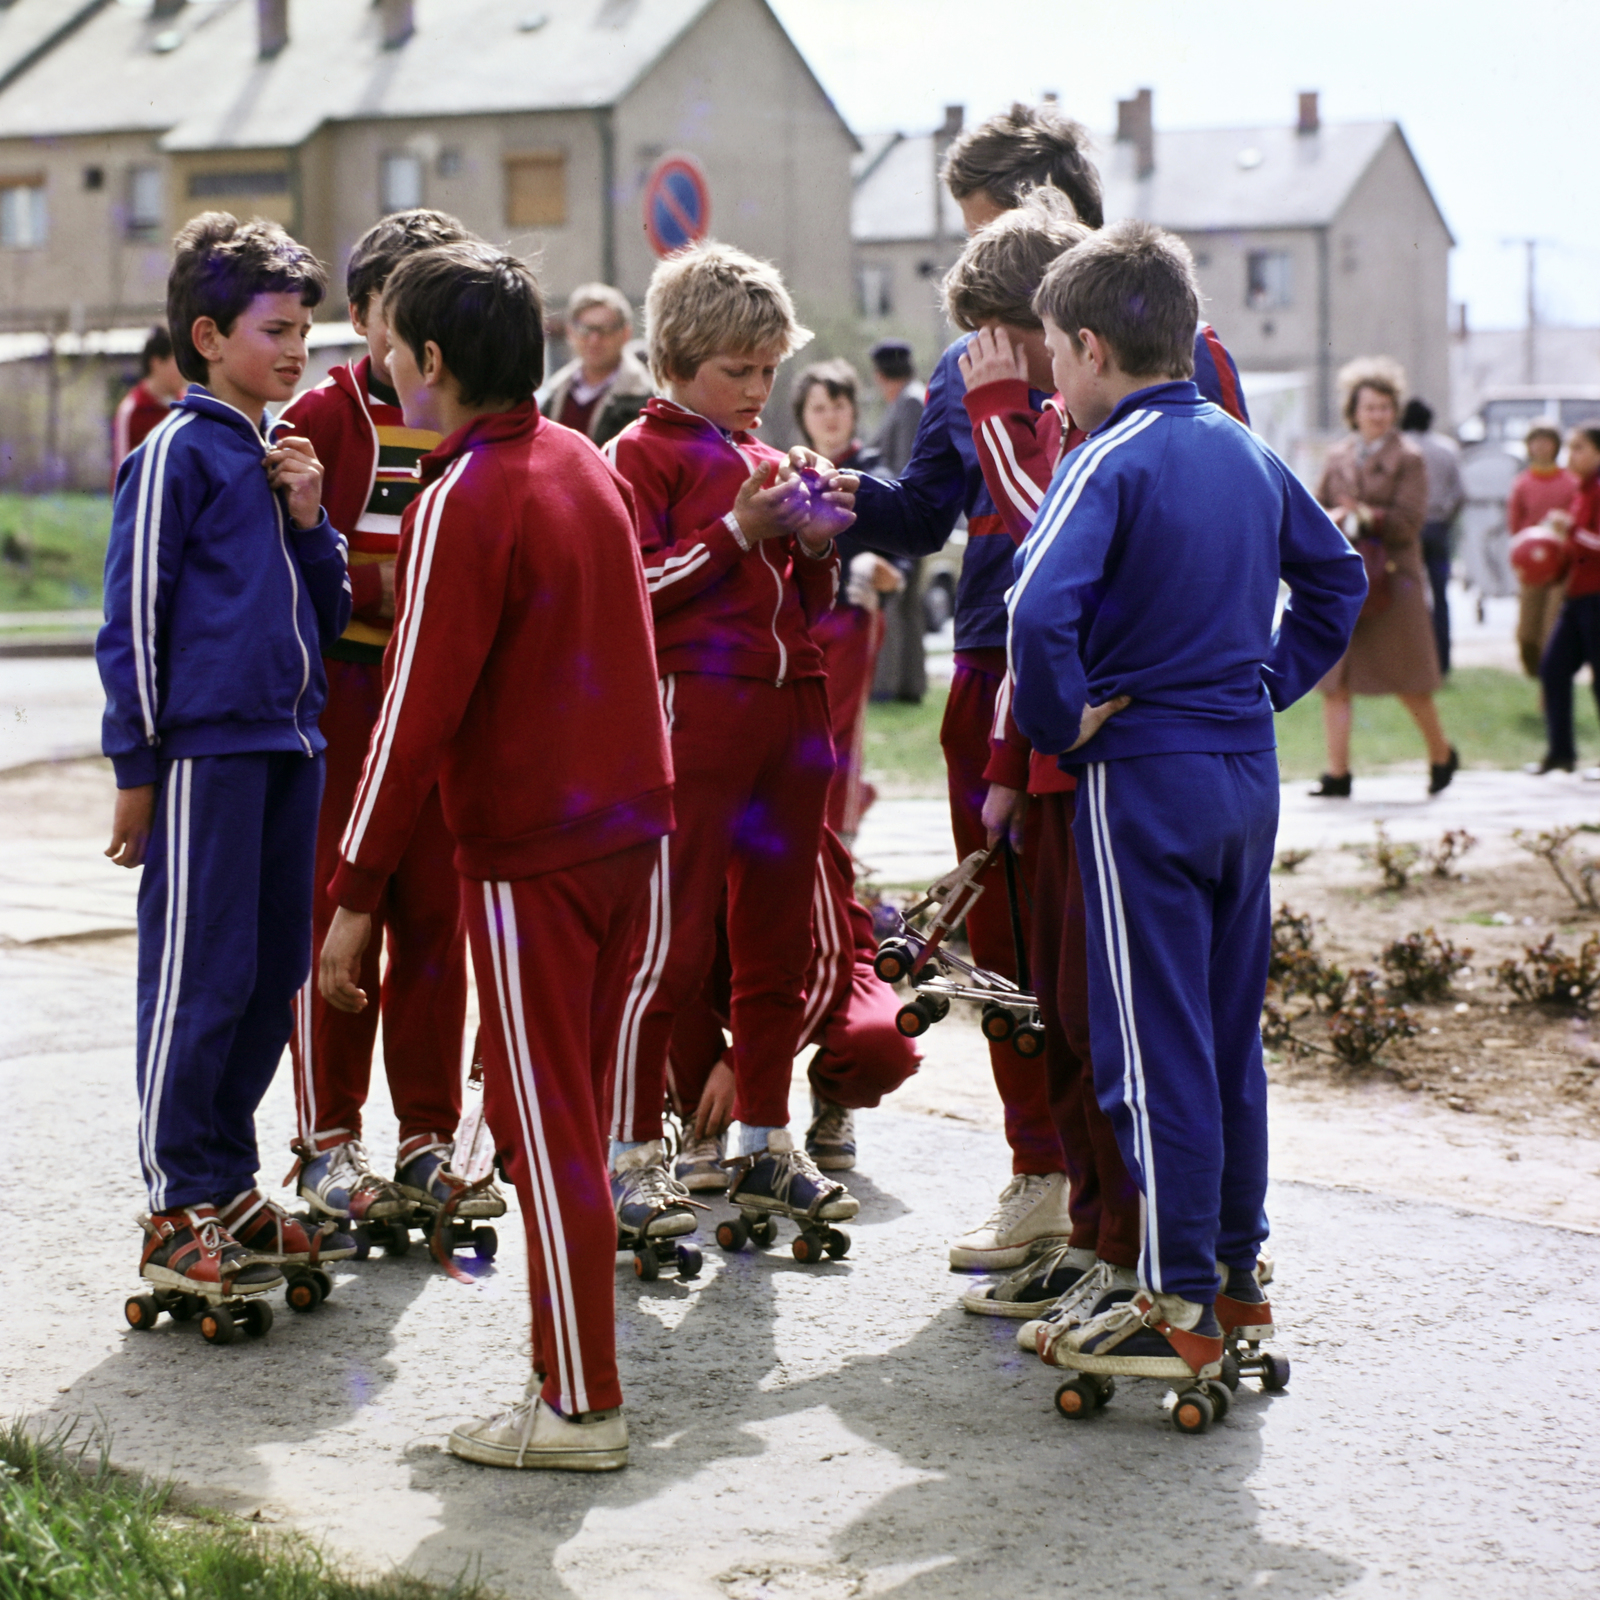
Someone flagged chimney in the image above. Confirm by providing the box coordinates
[152,0,185,17]
[940,104,964,141]
[257,0,287,57]
[1116,87,1154,179]
[1298,91,1320,135]
[379,0,415,49]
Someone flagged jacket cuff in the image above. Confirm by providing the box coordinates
[963,377,1033,425]
[982,739,1032,790]
[328,857,388,914]
[112,749,159,789]
[349,562,385,620]
[288,508,343,561]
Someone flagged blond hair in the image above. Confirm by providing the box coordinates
[944,187,1089,331]
[1338,356,1406,429]
[644,241,811,386]
[566,281,632,329]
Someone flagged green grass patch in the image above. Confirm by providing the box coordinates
[0,494,111,613]
[0,1421,496,1600]
[863,668,1590,792]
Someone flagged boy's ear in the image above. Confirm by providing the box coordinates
[349,298,368,335]
[190,315,224,367]
[1081,329,1114,376]
[421,339,449,391]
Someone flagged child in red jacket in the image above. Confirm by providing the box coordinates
[320,243,672,1471]
[1536,426,1600,772]
[279,210,500,1232]
[604,241,860,1252]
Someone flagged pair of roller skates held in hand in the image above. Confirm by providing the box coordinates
[612,1122,858,1282]
[294,1129,507,1269]
[970,1235,1289,1435]
[125,1188,355,1344]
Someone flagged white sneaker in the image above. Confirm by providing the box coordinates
[448,1396,628,1471]
[948,1172,1071,1270]
[1016,1258,1139,1351]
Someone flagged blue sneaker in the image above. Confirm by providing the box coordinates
[804,1094,856,1172]
[395,1135,506,1220]
[296,1137,408,1222]
[727,1129,858,1224]
[673,1131,727,1193]
[611,1141,697,1245]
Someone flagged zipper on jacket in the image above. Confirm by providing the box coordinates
[267,439,314,755]
[727,436,790,687]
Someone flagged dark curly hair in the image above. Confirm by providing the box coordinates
[346,208,476,314]
[941,102,1104,229]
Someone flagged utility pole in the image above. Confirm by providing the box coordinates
[1524,238,1537,386]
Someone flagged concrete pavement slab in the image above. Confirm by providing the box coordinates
[0,655,103,770]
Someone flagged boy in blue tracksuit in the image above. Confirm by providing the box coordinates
[98,212,351,1302]
[1006,221,1364,1395]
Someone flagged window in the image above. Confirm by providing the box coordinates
[437,147,463,179]
[856,263,892,318]
[380,153,423,215]
[0,181,46,248]
[188,169,289,198]
[83,166,104,191]
[1246,249,1291,310]
[504,152,565,227]
[127,164,162,242]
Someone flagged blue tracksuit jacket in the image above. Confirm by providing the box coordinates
[1006,380,1364,760]
[97,385,351,788]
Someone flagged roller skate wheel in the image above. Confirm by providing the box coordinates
[352,1226,374,1261]
[632,1247,660,1282]
[792,1229,828,1264]
[873,939,913,984]
[125,1294,160,1332]
[823,1228,851,1259]
[1220,1350,1241,1392]
[382,1226,411,1259]
[1259,1351,1291,1392]
[472,1226,499,1261]
[980,1003,1016,1042]
[1094,1376,1116,1408]
[242,1299,274,1339]
[1205,1379,1232,1423]
[285,1275,321,1314]
[895,999,932,1038]
[309,1268,333,1301]
[1054,1378,1099,1420]
[749,1217,777,1248]
[675,1243,703,1281]
[170,1293,203,1323]
[1172,1389,1214,1434]
[1011,1021,1046,1058]
[199,1306,238,1346]
[716,1218,749,1252]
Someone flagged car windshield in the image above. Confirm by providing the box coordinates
[1481,400,1549,443]
[1559,399,1600,430]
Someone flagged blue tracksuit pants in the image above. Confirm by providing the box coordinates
[1072,751,1278,1304]
[135,751,324,1211]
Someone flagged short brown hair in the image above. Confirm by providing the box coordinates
[167,213,327,384]
[645,240,811,386]
[385,242,545,406]
[566,282,632,330]
[791,359,859,440]
[1032,219,1198,379]
[346,209,475,314]
[944,188,1089,331]
[941,102,1104,230]
[1525,423,1562,453]
[1338,356,1406,429]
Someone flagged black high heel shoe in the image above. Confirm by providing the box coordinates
[1429,747,1459,795]
[1311,772,1352,798]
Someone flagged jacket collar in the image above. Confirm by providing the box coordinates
[1089,379,1201,438]
[420,399,542,483]
[176,383,278,448]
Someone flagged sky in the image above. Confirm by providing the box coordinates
[769,0,1600,333]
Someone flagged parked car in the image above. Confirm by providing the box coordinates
[1458,386,1600,454]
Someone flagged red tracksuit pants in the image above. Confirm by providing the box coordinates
[668,828,920,1113]
[291,656,467,1150]
[611,672,833,1141]
[468,842,656,1417]
[813,603,885,838]
[1033,792,1141,1266]
[942,663,1064,1175]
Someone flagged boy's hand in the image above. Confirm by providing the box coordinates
[377,558,396,622]
[1066,695,1132,753]
[787,445,835,476]
[732,461,811,546]
[319,906,373,1014]
[105,784,156,869]
[982,783,1029,852]
[958,326,1029,392]
[692,1056,736,1142]
[266,434,325,530]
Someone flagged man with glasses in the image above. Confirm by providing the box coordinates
[539,283,653,445]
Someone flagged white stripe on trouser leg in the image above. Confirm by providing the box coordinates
[141,759,192,1209]
[610,836,670,1138]
[1085,763,1162,1292]
[797,852,842,1046]
[294,974,317,1144]
[484,881,590,1415]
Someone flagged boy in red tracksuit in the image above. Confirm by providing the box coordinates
[321,243,672,1471]
[603,240,860,1250]
[280,210,496,1230]
[1537,426,1600,772]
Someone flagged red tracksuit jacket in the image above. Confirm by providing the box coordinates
[606,398,839,684]
[329,401,674,907]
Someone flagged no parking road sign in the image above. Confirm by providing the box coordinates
[643,154,710,257]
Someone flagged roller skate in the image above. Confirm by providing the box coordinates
[948,1171,1072,1270]
[292,1136,411,1260]
[1041,1290,1231,1434]
[393,1129,507,1269]
[124,1205,282,1346]
[673,1130,727,1194]
[613,1140,703,1283]
[804,1094,856,1172]
[962,1238,1095,1317]
[1016,1257,1139,1351]
[218,1187,353,1315]
[1216,1262,1290,1393]
[717,1129,857,1264]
